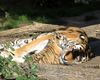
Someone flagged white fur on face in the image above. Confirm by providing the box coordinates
[74,45,82,50]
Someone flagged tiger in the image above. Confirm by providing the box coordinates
[10,27,93,64]
[34,27,91,64]
[56,27,93,64]
[12,32,68,63]
[31,34,68,64]
[24,27,92,65]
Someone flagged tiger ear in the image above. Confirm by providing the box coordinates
[80,33,88,42]
[80,33,85,40]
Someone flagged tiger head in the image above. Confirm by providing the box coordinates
[57,27,93,64]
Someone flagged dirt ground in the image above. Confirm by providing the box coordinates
[0,10,100,80]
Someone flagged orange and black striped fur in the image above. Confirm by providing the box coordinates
[12,32,68,63]
[12,27,93,64]
[56,27,93,64]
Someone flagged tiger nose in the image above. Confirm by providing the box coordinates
[72,49,80,57]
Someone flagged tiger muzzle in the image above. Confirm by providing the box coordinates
[59,41,84,65]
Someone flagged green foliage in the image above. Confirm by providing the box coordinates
[34,16,51,23]
[0,0,100,31]
[0,15,32,31]
[16,15,31,25]
[0,56,38,80]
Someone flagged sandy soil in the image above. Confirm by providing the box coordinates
[0,10,100,80]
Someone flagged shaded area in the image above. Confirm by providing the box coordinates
[0,0,100,30]
[56,10,100,26]
[1,0,100,17]
[89,37,100,57]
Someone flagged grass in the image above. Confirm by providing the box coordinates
[0,56,39,80]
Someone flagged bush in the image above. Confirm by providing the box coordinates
[0,15,32,31]
[34,16,51,23]
[0,56,38,80]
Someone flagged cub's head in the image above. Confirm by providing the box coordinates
[52,32,68,50]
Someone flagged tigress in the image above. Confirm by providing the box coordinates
[33,27,91,64]
[56,27,93,64]
[10,27,93,64]
[27,27,93,65]
[12,32,68,63]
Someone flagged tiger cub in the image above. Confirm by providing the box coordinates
[12,32,68,63]
[31,34,68,64]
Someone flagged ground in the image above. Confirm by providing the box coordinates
[0,10,100,80]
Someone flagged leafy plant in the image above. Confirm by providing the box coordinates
[15,15,31,26]
[0,15,32,31]
[34,16,51,23]
[0,56,38,80]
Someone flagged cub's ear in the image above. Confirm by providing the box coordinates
[24,40,28,44]
[53,32,62,39]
